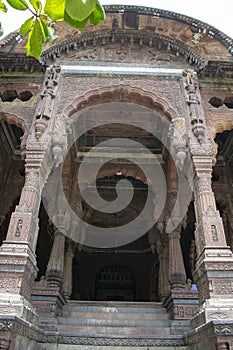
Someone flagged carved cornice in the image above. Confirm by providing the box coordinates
[41,29,207,70]
[0,53,45,73]
[199,60,233,79]
[49,334,185,346]
[0,316,45,342]
[104,6,233,50]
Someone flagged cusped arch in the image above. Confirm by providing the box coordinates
[208,116,233,139]
[0,112,28,151]
[64,85,177,121]
[0,112,27,132]
[214,119,233,135]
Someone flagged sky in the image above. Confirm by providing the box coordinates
[0,0,232,39]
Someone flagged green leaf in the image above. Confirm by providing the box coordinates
[28,0,41,12]
[40,16,53,42]
[90,1,105,26]
[65,0,96,22]
[19,16,33,36]
[0,0,7,12]
[0,22,3,36]
[64,9,89,29]
[44,0,65,21]
[6,0,28,10]
[25,18,43,59]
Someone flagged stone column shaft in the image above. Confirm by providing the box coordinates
[157,241,170,300]
[63,242,75,299]
[168,230,186,290]
[0,153,50,301]
[193,156,228,254]
[46,230,65,287]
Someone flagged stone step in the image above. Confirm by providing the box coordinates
[57,324,171,336]
[63,301,168,315]
[45,345,188,350]
[170,320,191,336]
[39,333,187,349]
[61,310,170,320]
[58,315,171,328]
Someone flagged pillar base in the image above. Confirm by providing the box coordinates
[31,281,66,332]
[163,289,199,320]
[0,241,38,301]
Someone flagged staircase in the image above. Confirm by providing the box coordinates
[41,301,190,349]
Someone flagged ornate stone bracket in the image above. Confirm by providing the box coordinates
[183,69,206,145]
[34,64,61,139]
[169,117,188,171]
[51,113,71,168]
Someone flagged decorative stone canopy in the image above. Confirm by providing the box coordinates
[0,5,233,74]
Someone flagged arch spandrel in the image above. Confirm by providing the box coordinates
[63,85,177,122]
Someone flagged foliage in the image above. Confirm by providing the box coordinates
[0,0,105,59]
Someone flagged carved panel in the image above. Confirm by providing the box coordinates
[64,43,188,65]
[57,76,185,119]
[213,280,233,295]
[173,304,199,319]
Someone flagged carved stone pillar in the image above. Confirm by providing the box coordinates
[0,153,50,304]
[63,240,76,299]
[182,70,233,346]
[168,228,187,290]
[192,156,233,303]
[46,229,65,287]
[5,167,42,250]
[157,239,170,300]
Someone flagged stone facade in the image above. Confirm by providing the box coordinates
[0,5,232,349]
